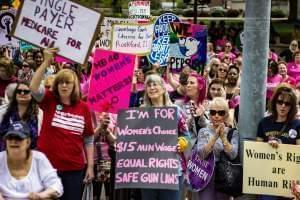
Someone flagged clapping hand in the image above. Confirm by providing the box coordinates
[292,181,300,200]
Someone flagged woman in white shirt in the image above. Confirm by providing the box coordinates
[0,121,63,200]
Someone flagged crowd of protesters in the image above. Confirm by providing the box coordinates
[1,19,300,200]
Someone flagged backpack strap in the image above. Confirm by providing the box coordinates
[226,128,236,142]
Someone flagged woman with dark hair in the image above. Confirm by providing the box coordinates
[225,65,240,100]
[17,60,36,83]
[0,57,17,99]
[0,121,63,199]
[30,48,94,200]
[267,61,282,101]
[256,84,300,200]
[207,79,226,100]
[287,50,300,80]
[33,49,44,69]
[0,82,42,151]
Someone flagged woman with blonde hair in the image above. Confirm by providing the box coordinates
[30,48,94,200]
[193,97,239,200]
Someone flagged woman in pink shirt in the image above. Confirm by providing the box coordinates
[278,61,296,87]
[287,50,300,80]
[217,42,236,64]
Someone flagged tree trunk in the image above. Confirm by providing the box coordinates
[288,0,299,21]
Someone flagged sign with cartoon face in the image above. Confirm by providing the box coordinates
[168,22,207,72]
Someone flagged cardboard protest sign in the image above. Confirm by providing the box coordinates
[98,17,136,50]
[11,0,101,64]
[148,13,180,66]
[87,49,135,114]
[128,1,151,20]
[0,9,19,47]
[111,23,153,55]
[115,107,179,190]
[168,22,207,72]
[243,141,300,197]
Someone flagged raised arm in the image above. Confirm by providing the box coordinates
[30,48,58,93]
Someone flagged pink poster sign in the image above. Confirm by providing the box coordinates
[54,56,75,64]
[87,49,135,113]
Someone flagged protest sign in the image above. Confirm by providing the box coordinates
[111,23,153,55]
[243,141,300,197]
[128,1,151,20]
[87,49,135,114]
[98,17,136,50]
[19,40,35,52]
[153,13,180,38]
[148,36,169,66]
[115,107,179,190]
[168,22,207,72]
[11,0,101,64]
[185,151,214,192]
[0,9,19,47]
[148,13,180,66]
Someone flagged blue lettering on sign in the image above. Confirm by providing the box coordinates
[148,36,170,66]
[154,13,180,38]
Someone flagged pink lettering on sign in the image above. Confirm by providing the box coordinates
[154,108,175,120]
[115,172,139,183]
[140,173,159,183]
[54,55,75,64]
[87,49,135,113]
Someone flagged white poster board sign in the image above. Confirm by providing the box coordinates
[0,9,19,47]
[11,0,101,64]
[111,23,153,55]
[128,1,151,20]
[97,17,136,50]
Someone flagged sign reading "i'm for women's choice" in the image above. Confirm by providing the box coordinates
[115,107,179,190]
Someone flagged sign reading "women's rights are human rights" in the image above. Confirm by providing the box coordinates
[11,0,101,64]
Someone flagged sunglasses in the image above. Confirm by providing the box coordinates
[218,68,228,72]
[16,89,31,95]
[209,110,226,116]
[276,100,291,107]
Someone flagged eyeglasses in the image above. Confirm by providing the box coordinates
[218,68,228,72]
[291,44,298,47]
[276,100,291,107]
[225,46,231,48]
[209,110,226,116]
[16,89,31,95]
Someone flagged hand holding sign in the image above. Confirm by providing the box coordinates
[43,47,59,63]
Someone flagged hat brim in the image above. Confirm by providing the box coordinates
[4,131,28,139]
